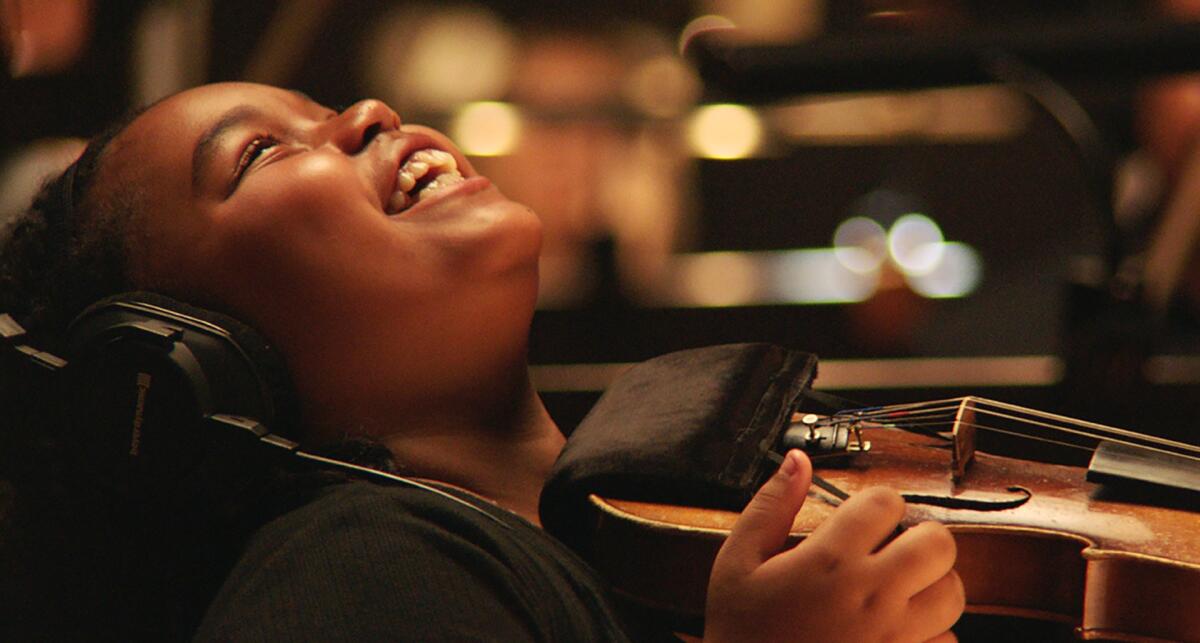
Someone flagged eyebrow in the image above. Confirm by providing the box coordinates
[191,105,262,196]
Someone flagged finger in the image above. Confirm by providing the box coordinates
[721,450,813,567]
[802,485,906,556]
[874,521,957,597]
[907,569,966,642]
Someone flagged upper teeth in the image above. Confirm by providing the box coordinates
[388,148,465,214]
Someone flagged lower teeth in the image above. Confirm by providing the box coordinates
[417,170,465,199]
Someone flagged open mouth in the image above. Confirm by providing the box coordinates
[385,148,466,215]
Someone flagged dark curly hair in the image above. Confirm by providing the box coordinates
[0,112,144,354]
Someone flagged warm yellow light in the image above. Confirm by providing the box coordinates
[687,104,763,159]
[677,252,761,306]
[450,102,522,157]
[363,6,515,112]
[770,86,1028,145]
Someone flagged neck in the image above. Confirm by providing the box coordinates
[378,372,564,526]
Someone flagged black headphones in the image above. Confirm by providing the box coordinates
[1,292,505,521]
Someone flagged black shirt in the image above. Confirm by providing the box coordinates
[193,480,637,642]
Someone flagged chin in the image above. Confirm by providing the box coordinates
[457,190,544,279]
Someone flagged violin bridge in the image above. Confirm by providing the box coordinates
[951,397,978,483]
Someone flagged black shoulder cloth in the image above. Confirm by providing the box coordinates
[539,343,818,553]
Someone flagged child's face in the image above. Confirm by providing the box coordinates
[102,82,543,435]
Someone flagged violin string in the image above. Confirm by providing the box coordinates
[833,403,970,425]
[819,396,1200,464]
[847,418,954,434]
[832,398,968,420]
[813,418,955,442]
[817,405,962,441]
[829,393,1179,452]
[944,421,1095,453]
[843,396,969,413]
[823,416,1097,453]
[956,414,1101,448]
[819,414,957,429]
[975,398,1200,457]
[826,406,961,426]
[816,412,955,427]
[822,405,962,429]
[828,397,1157,451]
[834,410,961,426]
[968,404,1200,464]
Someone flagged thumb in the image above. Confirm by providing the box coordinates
[722,449,813,567]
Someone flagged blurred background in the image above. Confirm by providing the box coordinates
[6,0,1200,444]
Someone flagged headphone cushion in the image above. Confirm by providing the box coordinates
[71,292,301,434]
[63,292,303,500]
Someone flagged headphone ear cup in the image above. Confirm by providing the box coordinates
[65,292,300,501]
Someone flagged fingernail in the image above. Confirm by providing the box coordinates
[780,449,799,475]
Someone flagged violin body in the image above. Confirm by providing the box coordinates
[586,427,1200,641]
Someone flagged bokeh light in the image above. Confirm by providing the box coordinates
[833,216,888,274]
[906,242,983,297]
[772,249,880,303]
[362,5,515,112]
[451,101,522,156]
[687,104,764,159]
[887,213,945,275]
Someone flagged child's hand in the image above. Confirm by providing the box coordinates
[704,450,964,643]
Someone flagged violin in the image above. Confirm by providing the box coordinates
[581,397,1200,642]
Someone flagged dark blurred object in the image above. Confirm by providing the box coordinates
[691,18,1200,100]
[1057,0,1200,435]
[0,2,138,144]
[1058,280,1155,430]
[0,0,92,77]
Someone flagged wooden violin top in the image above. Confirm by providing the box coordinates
[587,428,1200,641]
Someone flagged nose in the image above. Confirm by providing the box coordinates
[324,99,401,153]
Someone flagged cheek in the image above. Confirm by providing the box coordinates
[243,155,376,228]
[200,157,392,299]
[220,155,387,255]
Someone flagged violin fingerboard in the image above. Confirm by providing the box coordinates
[1087,440,1200,497]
